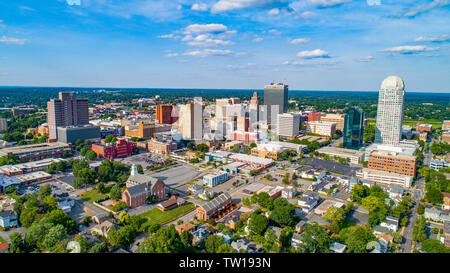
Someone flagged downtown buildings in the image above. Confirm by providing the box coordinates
[264,83,288,125]
[343,107,365,150]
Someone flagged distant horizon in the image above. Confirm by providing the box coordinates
[0,85,449,94]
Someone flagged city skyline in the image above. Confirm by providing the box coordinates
[0,1,449,92]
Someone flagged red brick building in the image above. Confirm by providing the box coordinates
[368,152,417,177]
[156,104,177,124]
[196,192,233,221]
[91,138,136,159]
[307,112,322,122]
[416,123,432,132]
[122,175,165,208]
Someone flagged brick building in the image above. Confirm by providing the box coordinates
[196,192,233,221]
[122,174,165,209]
[368,152,416,177]
[156,104,177,124]
[91,138,136,159]
[148,139,177,155]
[0,142,71,163]
[307,112,321,122]
[124,121,155,138]
[415,123,433,132]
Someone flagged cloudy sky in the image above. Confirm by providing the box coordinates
[0,0,449,92]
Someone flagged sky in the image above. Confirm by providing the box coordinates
[0,0,449,92]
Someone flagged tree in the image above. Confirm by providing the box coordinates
[350,184,369,203]
[72,160,89,177]
[108,225,136,249]
[85,150,97,160]
[89,241,109,253]
[97,182,107,194]
[180,230,193,247]
[46,209,77,234]
[391,232,403,244]
[147,223,161,234]
[344,225,376,253]
[299,223,331,253]
[42,224,68,251]
[38,184,52,200]
[421,239,450,253]
[80,147,88,156]
[412,216,427,243]
[20,207,42,228]
[361,196,385,213]
[417,203,425,215]
[269,203,295,227]
[205,235,225,253]
[137,225,184,253]
[109,184,122,200]
[425,187,443,204]
[248,214,269,236]
[8,232,25,253]
[323,207,345,234]
[216,243,237,253]
[76,168,97,186]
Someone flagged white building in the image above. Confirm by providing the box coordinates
[178,99,203,141]
[356,168,413,188]
[0,118,7,131]
[375,76,405,145]
[277,113,300,137]
[306,121,336,137]
[317,146,364,164]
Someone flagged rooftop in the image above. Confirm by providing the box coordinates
[0,142,70,156]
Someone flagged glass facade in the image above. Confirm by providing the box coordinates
[343,107,364,150]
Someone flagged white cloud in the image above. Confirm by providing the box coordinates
[0,36,27,45]
[211,0,286,13]
[182,49,233,57]
[252,37,263,42]
[297,49,329,58]
[297,11,317,19]
[290,38,309,44]
[159,34,174,38]
[381,45,438,54]
[268,8,280,15]
[192,3,209,11]
[66,0,81,6]
[307,0,351,8]
[186,34,234,47]
[184,24,228,35]
[165,53,179,57]
[404,0,450,17]
[367,0,380,6]
[357,56,374,62]
[415,34,450,42]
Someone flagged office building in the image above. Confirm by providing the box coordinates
[124,121,155,138]
[306,121,336,137]
[156,104,177,124]
[356,168,413,188]
[47,92,89,140]
[203,171,229,187]
[367,150,416,177]
[264,83,288,124]
[317,146,365,164]
[91,138,136,159]
[0,118,7,132]
[343,107,365,150]
[57,125,101,144]
[415,123,432,132]
[321,113,346,131]
[147,139,177,155]
[277,113,300,137]
[307,112,321,122]
[375,76,405,145]
[179,100,203,141]
[0,142,71,163]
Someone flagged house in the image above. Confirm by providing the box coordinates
[216,232,231,244]
[157,195,185,211]
[424,206,450,222]
[367,240,388,253]
[231,239,249,253]
[223,211,242,230]
[297,191,320,213]
[295,220,306,234]
[291,233,303,250]
[442,192,450,210]
[314,200,345,216]
[187,184,203,196]
[388,185,404,200]
[444,222,450,247]
[282,186,298,199]
[0,210,18,229]
[192,226,210,246]
[380,216,399,232]
[0,242,9,253]
[91,220,115,238]
[122,173,165,209]
[330,242,347,253]
[175,222,196,235]
[196,192,233,221]
[198,188,215,201]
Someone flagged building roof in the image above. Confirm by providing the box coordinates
[229,153,273,166]
[330,242,347,253]
[0,142,70,156]
[0,210,16,218]
[0,242,9,252]
[199,192,232,213]
[381,75,404,90]
[127,174,160,186]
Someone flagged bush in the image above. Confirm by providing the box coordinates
[110,201,128,212]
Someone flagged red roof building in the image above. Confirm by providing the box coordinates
[92,138,136,159]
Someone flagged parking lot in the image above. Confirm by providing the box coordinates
[298,158,361,176]
[118,152,167,169]
[151,165,202,188]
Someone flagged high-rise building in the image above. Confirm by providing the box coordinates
[0,118,7,132]
[343,107,365,150]
[249,91,260,130]
[179,99,203,140]
[321,113,346,131]
[375,76,405,145]
[277,113,300,137]
[156,104,176,124]
[47,92,89,140]
[264,83,288,124]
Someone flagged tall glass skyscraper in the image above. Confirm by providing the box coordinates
[375,76,405,145]
[264,83,288,124]
[343,107,365,149]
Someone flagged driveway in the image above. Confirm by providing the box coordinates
[0,227,28,242]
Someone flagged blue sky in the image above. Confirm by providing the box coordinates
[0,0,449,92]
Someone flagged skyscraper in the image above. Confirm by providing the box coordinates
[264,83,288,124]
[47,92,89,140]
[179,99,203,141]
[156,104,177,124]
[343,107,365,149]
[375,76,405,145]
[277,113,300,137]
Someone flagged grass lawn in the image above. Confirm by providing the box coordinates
[403,119,442,130]
[140,203,196,229]
[80,184,114,203]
